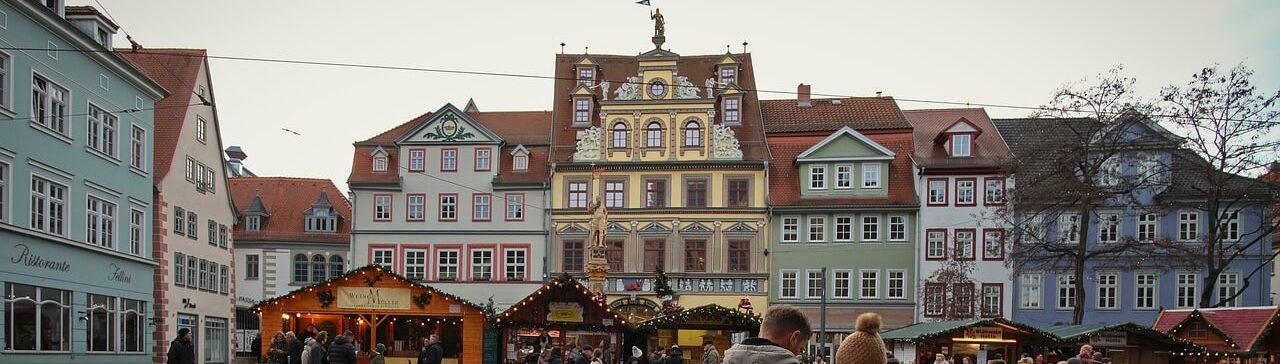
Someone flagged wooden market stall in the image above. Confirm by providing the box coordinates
[881,318,1059,364]
[492,274,631,364]
[1154,306,1280,364]
[1044,323,1202,364]
[633,304,761,364]
[252,264,487,364]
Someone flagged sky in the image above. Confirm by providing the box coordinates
[76,0,1280,194]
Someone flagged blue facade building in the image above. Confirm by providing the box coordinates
[994,116,1274,327]
[0,1,166,363]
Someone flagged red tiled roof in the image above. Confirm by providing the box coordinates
[765,132,919,207]
[549,53,768,163]
[1154,306,1280,352]
[229,177,351,244]
[903,108,1013,170]
[471,111,552,146]
[117,48,206,182]
[495,146,550,186]
[760,97,911,133]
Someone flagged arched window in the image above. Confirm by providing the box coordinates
[646,122,664,148]
[329,255,344,279]
[611,122,629,148]
[311,255,326,282]
[683,120,702,147]
[293,254,308,282]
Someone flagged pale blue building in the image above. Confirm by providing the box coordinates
[0,1,167,363]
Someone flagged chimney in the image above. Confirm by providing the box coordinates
[225,146,248,161]
[797,84,811,107]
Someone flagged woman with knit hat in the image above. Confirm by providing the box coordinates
[834,313,886,364]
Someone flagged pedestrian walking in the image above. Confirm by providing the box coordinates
[371,343,387,364]
[419,334,444,364]
[288,332,306,364]
[702,342,720,364]
[166,328,197,364]
[328,331,357,364]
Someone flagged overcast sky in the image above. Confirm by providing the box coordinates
[79,0,1280,194]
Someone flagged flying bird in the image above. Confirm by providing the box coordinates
[281,128,302,136]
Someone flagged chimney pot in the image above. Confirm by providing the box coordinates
[797,84,811,107]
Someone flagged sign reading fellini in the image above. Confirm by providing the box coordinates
[337,287,411,310]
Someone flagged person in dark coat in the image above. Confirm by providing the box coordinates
[288,332,306,364]
[419,334,444,364]
[549,346,565,364]
[328,331,357,364]
[252,334,263,363]
[167,328,197,364]
[666,346,684,364]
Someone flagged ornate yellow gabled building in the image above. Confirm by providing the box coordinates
[548,32,770,324]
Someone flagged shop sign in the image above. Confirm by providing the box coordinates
[547,302,584,323]
[1090,332,1127,346]
[962,327,1003,341]
[337,287,410,310]
[516,328,562,338]
[9,243,71,273]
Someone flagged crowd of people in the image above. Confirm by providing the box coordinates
[240,325,374,364]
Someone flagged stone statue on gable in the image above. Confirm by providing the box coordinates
[674,76,699,99]
[615,76,641,100]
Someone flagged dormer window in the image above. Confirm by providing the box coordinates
[573,97,592,124]
[45,0,63,14]
[723,97,741,125]
[246,216,262,232]
[951,134,972,157]
[372,156,388,172]
[95,27,110,47]
[513,154,528,171]
[304,192,340,233]
[719,66,737,84]
[577,67,595,86]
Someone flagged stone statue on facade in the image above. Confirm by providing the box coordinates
[586,199,608,258]
[572,126,603,161]
[705,78,717,97]
[615,76,641,100]
[710,123,744,159]
[651,8,665,37]
[674,76,700,99]
[599,80,610,101]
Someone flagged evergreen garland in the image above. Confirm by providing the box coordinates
[653,266,675,297]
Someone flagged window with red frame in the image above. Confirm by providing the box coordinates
[984,178,1005,204]
[563,241,583,272]
[983,229,1004,260]
[954,230,976,260]
[924,283,946,317]
[981,284,1003,317]
[955,179,976,205]
[439,195,457,221]
[684,240,706,272]
[408,149,425,172]
[474,149,491,171]
[953,283,975,318]
[441,149,457,172]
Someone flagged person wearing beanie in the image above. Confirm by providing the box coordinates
[834,313,886,364]
[167,328,196,364]
[371,343,387,364]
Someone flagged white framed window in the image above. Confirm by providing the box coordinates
[1058,213,1080,243]
[0,52,10,110]
[86,294,116,352]
[186,211,197,239]
[475,148,492,171]
[832,270,852,299]
[835,164,852,189]
[1218,272,1240,307]
[513,153,528,171]
[504,249,527,281]
[406,194,425,221]
[1176,272,1198,308]
[175,253,187,286]
[1138,213,1158,241]
[372,249,394,269]
[982,229,1004,260]
[1135,273,1157,309]
[441,149,458,171]
[859,270,879,299]
[471,249,493,281]
[130,126,145,171]
[924,284,945,317]
[196,116,207,143]
[408,149,425,172]
[1098,213,1119,243]
[219,264,228,294]
[245,216,261,231]
[29,176,67,236]
[888,215,907,241]
[834,216,853,242]
[119,297,145,353]
[186,255,197,288]
[723,97,741,124]
[574,98,591,123]
[203,316,228,364]
[1178,210,1199,242]
[887,270,906,299]
[245,255,260,280]
[645,121,663,147]
[926,230,946,259]
[683,120,702,147]
[861,215,880,241]
[809,165,826,189]
[31,74,70,135]
[807,216,826,242]
[1222,210,1240,241]
[439,194,457,221]
[951,134,971,157]
[437,250,459,280]
[605,180,624,208]
[184,158,195,181]
[87,104,117,157]
[611,122,629,148]
[0,162,7,223]
[567,180,588,208]
[1020,273,1042,309]
[472,194,491,221]
[373,195,392,221]
[1096,272,1118,310]
[1056,273,1076,309]
[372,156,387,172]
[806,270,825,299]
[955,179,976,205]
[781,216,799,243]
[505,193,525,221]
[129,208,144,255]
[861,163,880,188]
[984,178,1004,204]
[401,249,426,280]
[927,179,947,205]
[954,230,975,259]
[780,270,798,299]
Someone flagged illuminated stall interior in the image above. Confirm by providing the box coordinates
[633,304,760,364]
[881,318,1059,364]
[252,265,486,364]
[493,274,631,364]
[1044,323,1202,364]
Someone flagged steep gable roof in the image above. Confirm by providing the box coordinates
[117,48,207,181]
[1154,306,1280,353]
[765,132,918,207]
[229,177,351,244]
[905,108,1012,170]
[396,103,503,144]
[794,126,895,162]
[760,97,911,133]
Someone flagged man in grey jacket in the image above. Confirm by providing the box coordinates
[723,305,811,364]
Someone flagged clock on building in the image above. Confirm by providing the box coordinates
[648,80,667,99]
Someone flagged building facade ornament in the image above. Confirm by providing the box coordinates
[615,76,642,100]
[710,123,744,159]
[674,76,700,99]
[572,126,604,161]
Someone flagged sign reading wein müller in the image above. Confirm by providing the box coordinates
[337,287,411,310]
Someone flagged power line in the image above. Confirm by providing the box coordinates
[2,102,206,123]
[4,47,1277,124]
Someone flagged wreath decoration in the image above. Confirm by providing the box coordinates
[415,293,432,309]
[317,290,336,308]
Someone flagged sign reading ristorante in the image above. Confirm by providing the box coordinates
[337,287,411,310]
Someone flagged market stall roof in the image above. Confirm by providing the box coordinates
[881,318,1058,344]
[250,264,485,312]
[635,304,761,332]
[493,274,630,331]
[1153,306,1280,353]
[1043,323,1202,353]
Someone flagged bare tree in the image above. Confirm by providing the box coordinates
[1159,64,1280,308]
[998,67,1182,324]
[920,259,977,321]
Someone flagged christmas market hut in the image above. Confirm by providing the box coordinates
[252,264,487,364]
[1043,323,1202,364]
[633,304,761,364]
[1153,306,1280,363]
[492,274,631,364]
[880,318,1059,364]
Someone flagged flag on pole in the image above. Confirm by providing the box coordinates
[636,0,650,5]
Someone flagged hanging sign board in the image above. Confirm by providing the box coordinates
[548,302,585,323]
[962,327,1004,341]
[1090,332,1127,346]
[337,287,411,310]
